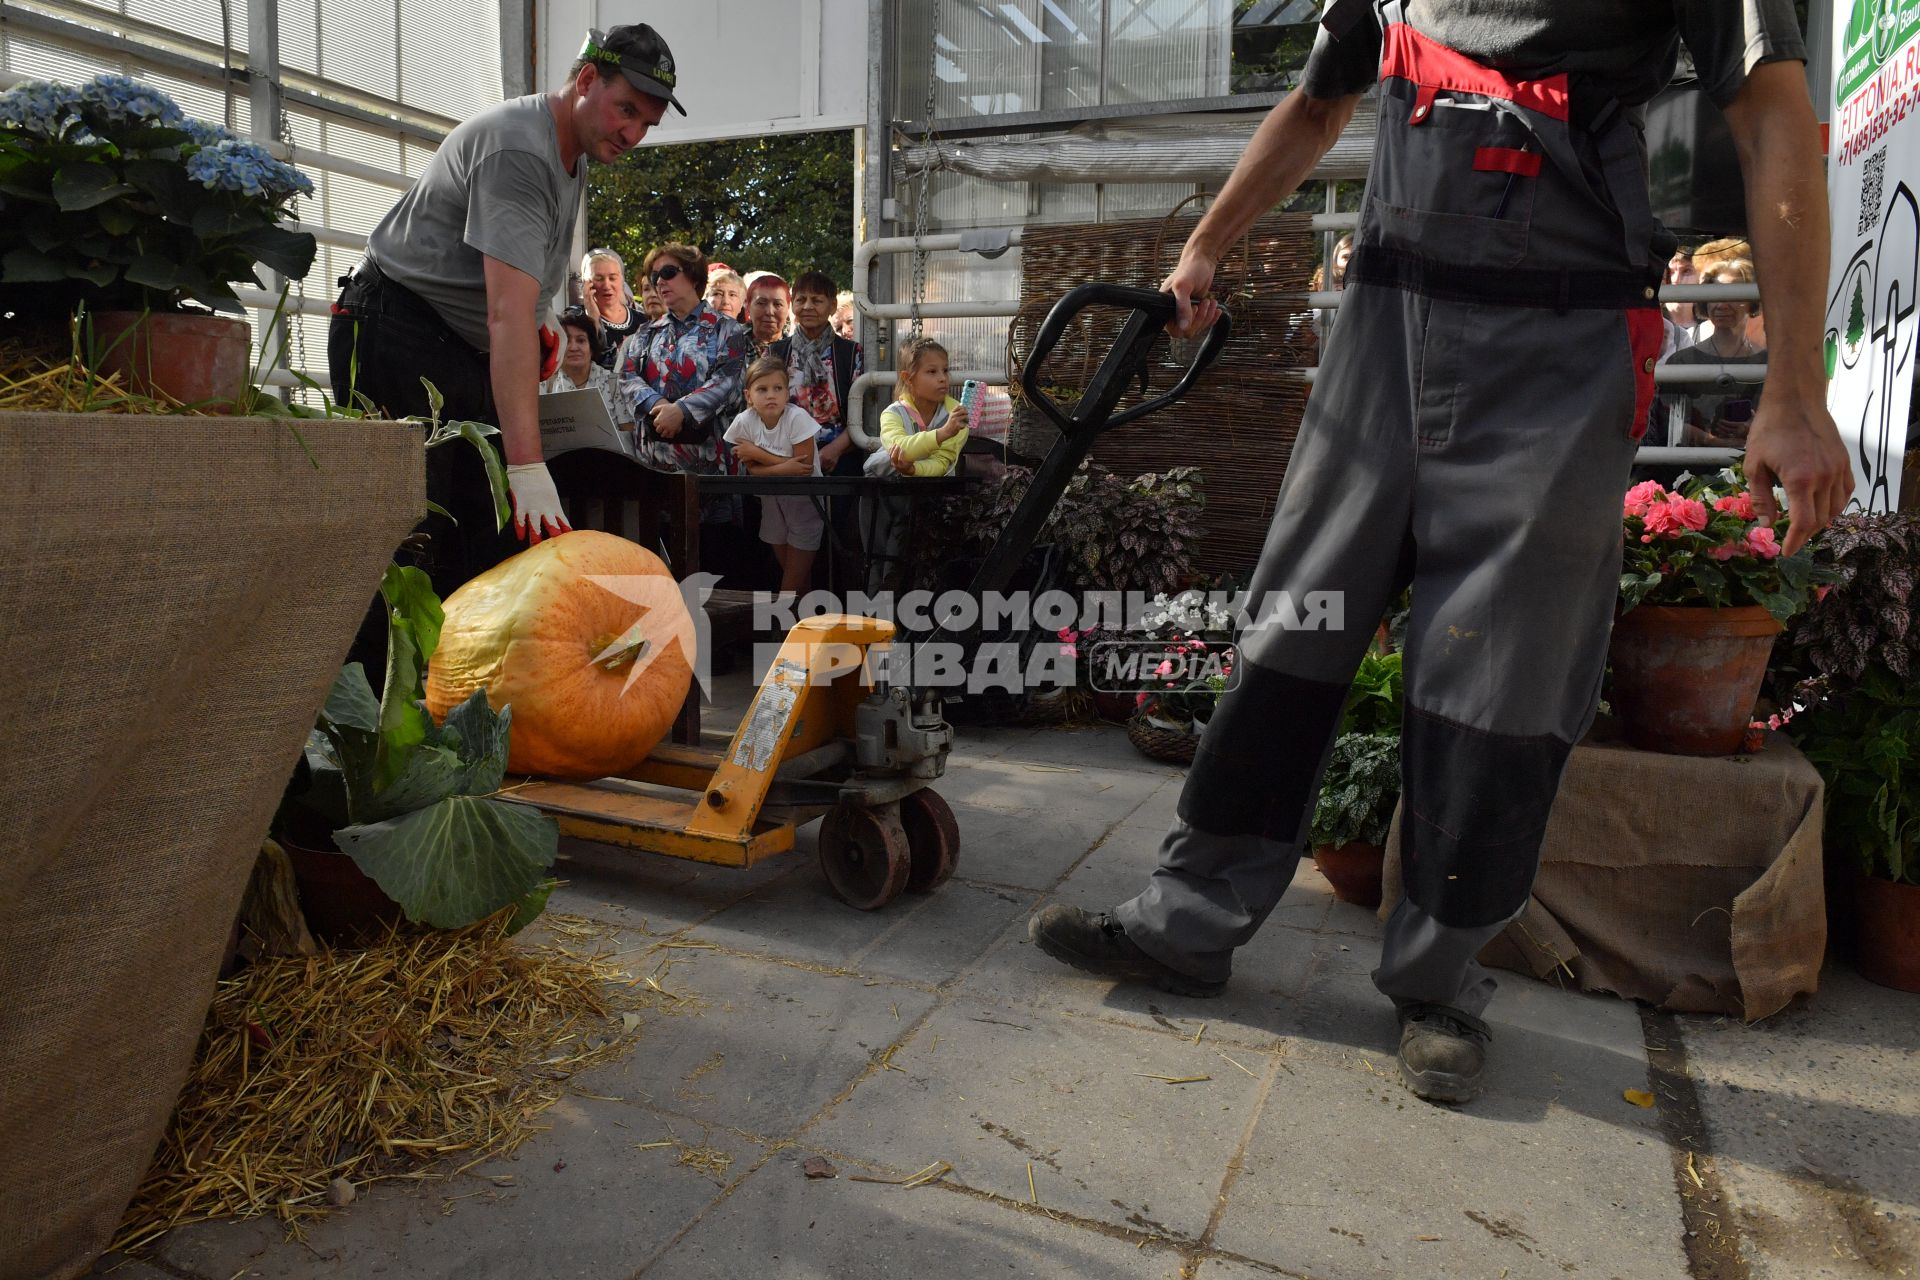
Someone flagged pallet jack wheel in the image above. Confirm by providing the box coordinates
[818,801,912,910]
[899,788,960,893]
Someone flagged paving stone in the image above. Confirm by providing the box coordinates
[959,909,1318,1052]
[684,863,1036,987]
[1678,967,1920,1279]
[809,997,1271,1241]
[1280,962,1671,1128]
[546,834,809,936]
[930,755,1162,827]
[570,946,937,1140]
[992,722,1191,777]
[642,1153,1181,1278]
[154,1096,756,1280]
[1213,1054,1686,1280]
[937,793,1124,891]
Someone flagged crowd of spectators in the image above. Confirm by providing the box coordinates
[553,243,952,591]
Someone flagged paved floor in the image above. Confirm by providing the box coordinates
[102,672,1919,1280]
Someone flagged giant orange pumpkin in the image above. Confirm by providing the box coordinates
[425,530,694,778]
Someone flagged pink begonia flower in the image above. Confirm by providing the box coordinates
[1713,492,1757,520]
[1623,480,1668,516]
[1744,526,1781,559]
[1708,542,1740,561]
[1056,627,1076,641]
[1059,643,1077,658]
[1815,584,1832,602]
[1642,497,1708,539]
[1767,714,1783,730]
[1155,659,1173,675]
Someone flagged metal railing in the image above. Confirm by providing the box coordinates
[850,215,1774,464]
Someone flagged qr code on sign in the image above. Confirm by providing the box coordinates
[1859,147,1886,237]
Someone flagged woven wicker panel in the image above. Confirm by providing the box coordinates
[1008,210,1318,578]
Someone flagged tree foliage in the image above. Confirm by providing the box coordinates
[587,130,855,287]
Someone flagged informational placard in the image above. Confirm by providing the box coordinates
[1826,0,1918,513]
[538,388,633,458]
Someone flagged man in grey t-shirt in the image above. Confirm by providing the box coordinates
[1031,0,1854,1106]
[328,24,682,624]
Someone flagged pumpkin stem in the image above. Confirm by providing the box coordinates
[591,630,651,672]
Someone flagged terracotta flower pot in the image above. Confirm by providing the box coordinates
[281,832,404,945]
[1313,841,1385,909]
[1607,605,1783,756]
[90,310,251,409]
[1853,869,1920,994]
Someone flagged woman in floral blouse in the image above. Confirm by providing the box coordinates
[620,242,752,478]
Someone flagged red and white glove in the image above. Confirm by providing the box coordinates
[506,461,572,544]
[538,320,561,382]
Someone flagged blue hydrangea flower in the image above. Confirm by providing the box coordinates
[181,118,235,147]
[76,74,185,126]
[185,137,314,199]
[0,81,85,136]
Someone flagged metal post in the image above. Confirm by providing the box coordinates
[862,0,895,372]
[499,0,534,97]
[248,0,287,402]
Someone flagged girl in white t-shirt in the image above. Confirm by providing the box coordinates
[725,354,823,593]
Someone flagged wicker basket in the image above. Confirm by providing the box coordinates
[1127,715,1199,765]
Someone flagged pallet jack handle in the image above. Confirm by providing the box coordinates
[962,284,1233,601]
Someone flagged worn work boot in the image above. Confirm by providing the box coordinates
[1028,905,1225,998]
[1396,1002,1492,1104]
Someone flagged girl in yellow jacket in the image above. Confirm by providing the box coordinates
[878,337,968,476]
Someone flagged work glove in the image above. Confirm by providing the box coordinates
[506,461,572,544]
[538,319,561,382]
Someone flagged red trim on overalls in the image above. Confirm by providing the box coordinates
[1472,147,1542,177]
[1625,310,1665,440]
[1381,23,1571,122]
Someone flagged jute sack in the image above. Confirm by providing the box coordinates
[0,413,423,1278]
[1382,727,1826,1020]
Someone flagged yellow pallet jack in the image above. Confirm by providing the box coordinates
[499,286,1231,909]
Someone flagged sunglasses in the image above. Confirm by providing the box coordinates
[650,264,684,286]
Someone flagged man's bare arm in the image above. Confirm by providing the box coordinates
[482,255,546,466]
[1163,90,1362,334]
[1720,60,1855,553]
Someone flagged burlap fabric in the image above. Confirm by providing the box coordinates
[0,413,423,1278]
[1381,726,1827,1020]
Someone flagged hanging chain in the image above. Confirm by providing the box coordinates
[907,0,942,339]
[277,101,309,391]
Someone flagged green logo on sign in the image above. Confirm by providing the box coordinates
[1839,0,1920,103]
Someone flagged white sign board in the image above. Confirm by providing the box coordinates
[1825,0,1917,513]
[535,0,867,146]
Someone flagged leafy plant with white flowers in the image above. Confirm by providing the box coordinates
[0,74,316,316]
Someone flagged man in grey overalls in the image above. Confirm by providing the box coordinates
[1031,1,1854,1104]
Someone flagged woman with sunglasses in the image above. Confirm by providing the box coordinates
[620,243,752,479]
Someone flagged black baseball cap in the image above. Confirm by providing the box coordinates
[579,25,686,116]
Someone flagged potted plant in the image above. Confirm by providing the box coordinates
[1309,648,1404,907]
[1769,510,1920,992]
[276,563,561,942]
[0,74,317,405]
[1612,471,1834,755]
[910,460,1206,598]
[1091,587,1238,724]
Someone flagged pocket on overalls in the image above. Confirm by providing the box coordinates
[1623,309,1664,441]
[1368,78,1539,268]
